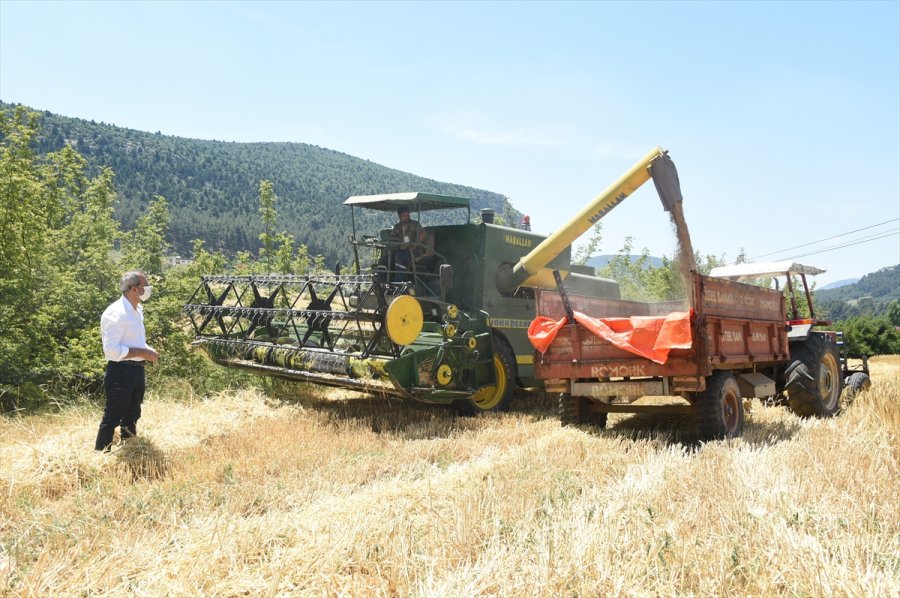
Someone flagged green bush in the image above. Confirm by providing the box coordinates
[833,315,900,358]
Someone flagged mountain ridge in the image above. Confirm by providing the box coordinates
[0,101,522,266]
[820,278,860,290]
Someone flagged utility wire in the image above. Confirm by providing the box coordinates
[783,229,899,261]
[749,217,899,260]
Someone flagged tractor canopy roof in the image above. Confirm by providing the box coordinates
[709,261,825,281]
[344,192,470,213]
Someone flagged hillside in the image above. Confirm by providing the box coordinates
[816,264,899,319]
[820,278,860,290]
[0,101,520,265]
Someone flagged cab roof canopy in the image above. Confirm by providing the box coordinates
[709,261,826,281]
[343,192,470,213]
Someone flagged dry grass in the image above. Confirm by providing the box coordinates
[1,357,898,596]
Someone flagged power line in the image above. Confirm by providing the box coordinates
[749,217,900,260]
[783,229,899,261]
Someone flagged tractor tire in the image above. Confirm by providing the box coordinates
[559,394,608,429]
[453,334,515,415]
[696,371,744,441]
[843,372,872,402]
[785,333,843,418]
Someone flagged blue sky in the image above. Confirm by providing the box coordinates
[2,0,898,285]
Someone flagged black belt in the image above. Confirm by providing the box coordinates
[108,360,144,367]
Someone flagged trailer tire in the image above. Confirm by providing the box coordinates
[559,394,608,429]
[696,371,744,441]
[453,334,515,415]
[786,333,842,418]
[843,372,871,402]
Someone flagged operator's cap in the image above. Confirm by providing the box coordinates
[397,206,410,215]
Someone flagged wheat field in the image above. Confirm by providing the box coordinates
[1,356,898,597]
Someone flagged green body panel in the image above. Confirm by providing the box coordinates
[427,222,599,387]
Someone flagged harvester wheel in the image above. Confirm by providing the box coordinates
[559,394,607,429]
[696,371,744,441]
[843,372,871,402]
[453,334,515,415]
[785,333,842,418]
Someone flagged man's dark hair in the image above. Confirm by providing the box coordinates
[397,206,410,216]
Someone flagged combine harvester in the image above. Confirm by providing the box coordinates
[184,147,682,413]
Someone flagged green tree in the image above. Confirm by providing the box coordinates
[274,232,295,274]
[598,238,680,302]
[121,195,170,275]
[258,180,276,272]
[147,239,232,387]
[887,300,900,326]
[573,222,603,267]
[833,315,900,358]
[0,106,120,407]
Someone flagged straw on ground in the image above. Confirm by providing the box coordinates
[1,356,898,596]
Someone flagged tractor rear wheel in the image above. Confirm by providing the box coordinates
[559,394,608,428]
[696,371,744,441]
[453,334,515,415]
[843,372,871,402]
[786,333,842,417]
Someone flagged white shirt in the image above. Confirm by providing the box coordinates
[101,296,151,362]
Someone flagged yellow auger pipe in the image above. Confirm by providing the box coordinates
[498,146,680,292]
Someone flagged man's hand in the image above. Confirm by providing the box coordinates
[142,347,160,363]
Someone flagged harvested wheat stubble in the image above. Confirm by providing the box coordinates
[1,359,898,596]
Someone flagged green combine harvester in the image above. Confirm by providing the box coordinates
[184,147,682,413]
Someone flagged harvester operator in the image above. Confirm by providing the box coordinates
[386,206,434,277]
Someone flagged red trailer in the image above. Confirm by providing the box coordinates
[532,264,865,440]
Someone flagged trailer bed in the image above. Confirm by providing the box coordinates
[534,272,788,395]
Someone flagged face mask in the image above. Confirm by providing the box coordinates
[139,285,152,301]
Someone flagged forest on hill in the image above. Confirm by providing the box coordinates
[816,264,900,320]
[0,101,521,266]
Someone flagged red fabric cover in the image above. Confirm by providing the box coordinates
[528,310,693,364]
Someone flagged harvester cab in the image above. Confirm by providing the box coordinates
[343,192,469,301]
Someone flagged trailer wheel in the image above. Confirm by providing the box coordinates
[786,333,842,417]
[559,394,608,428]
[696,371,744,441]
[843,372,871,402]
[453,335,515,415]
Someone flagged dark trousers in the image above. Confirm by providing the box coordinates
[94,361,145,451]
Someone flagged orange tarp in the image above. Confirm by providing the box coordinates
[528,310,693,365]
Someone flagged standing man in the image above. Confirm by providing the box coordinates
[94,271,159,451]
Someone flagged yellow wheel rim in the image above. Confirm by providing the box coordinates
[385,295,423,346]
[444,323,457,338]
[467,337,477,350]
[436,364,453,386]
[470,354,507,410]
[447,304,459,319]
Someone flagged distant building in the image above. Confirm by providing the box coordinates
[167,255,194,267]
